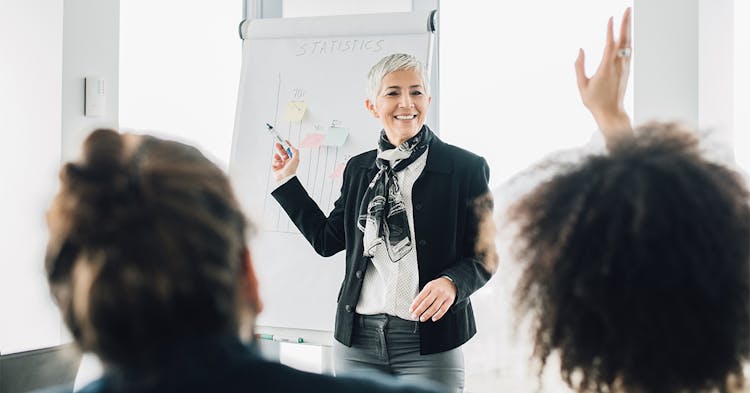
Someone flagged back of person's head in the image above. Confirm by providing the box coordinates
[45,129,255,368]
[510,123,750,393]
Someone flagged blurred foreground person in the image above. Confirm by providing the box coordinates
[43,129,443,393]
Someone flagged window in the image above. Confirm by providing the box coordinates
[440,2,634,189]
[734,0,749,172]
[119,0,242,170]
[0,0,64,355]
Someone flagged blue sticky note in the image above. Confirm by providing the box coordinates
[322,127,349,147]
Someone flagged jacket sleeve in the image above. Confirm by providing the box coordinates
[440,156,498,303]
[271,168,348,258]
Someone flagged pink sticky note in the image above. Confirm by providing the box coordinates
[330,162,346,179]
[300,133,325,148]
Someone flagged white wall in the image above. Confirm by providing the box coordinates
[62,0,120,162]
[0,0,119,354]
[699,0,734,162]
[634,0,699,127]
[634,0,734,162]
[282,0,410,17]
[699,0,733,131]
[440,1,633,189]
[119,0,240,169]
[0,0,64,354]
[735,0,750,172]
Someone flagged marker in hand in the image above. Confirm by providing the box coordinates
[266,123,293,158]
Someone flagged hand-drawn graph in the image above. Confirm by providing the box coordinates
[260,74,348,234]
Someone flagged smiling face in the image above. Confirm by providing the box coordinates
[366,69,431,146]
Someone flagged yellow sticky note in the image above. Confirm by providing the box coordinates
[283,101,307,122]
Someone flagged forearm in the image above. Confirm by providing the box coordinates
[593,110,634,151]
[440,163,496,303]
[271,177,346,257]
[440,258,493,304]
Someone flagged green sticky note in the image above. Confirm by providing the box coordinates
[322,127,349,147]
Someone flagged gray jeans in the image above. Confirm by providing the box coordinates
[334,313,465,393]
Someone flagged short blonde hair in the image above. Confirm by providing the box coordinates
[367,53,429,102]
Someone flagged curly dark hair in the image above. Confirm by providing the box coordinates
[510,123,750,393]
[45,129,250,367]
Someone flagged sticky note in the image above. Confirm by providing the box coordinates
[330,162,346,179]
[283,101,307,122]
[322,127,349,147]
[300,133,325,148]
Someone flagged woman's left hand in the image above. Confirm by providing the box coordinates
[410,277,456,322]
[576,7,633,146]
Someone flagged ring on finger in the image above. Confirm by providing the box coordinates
[617,47,632,58]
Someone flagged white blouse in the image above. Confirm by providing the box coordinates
[355,149,429,321]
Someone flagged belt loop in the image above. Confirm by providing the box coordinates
[413,320,418,334]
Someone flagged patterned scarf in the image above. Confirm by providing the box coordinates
[357,125,433,262]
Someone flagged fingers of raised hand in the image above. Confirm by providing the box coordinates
[605,10,634,63]
[575,48,588,92]
[618,7,632,49]
[613,8,633,65]
[606,16,615,50]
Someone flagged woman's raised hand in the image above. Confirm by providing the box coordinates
[271,141,300,181]
[575,7,634,147]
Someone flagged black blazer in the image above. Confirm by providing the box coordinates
[272,134,493,355]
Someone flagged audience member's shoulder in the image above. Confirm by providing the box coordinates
[335,372,447,393]
[27,386,72,393]
[34,355,443,393]
[27,379,104,393]
[252,359,445,393]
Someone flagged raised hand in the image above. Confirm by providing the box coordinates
[575,7,634,147]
